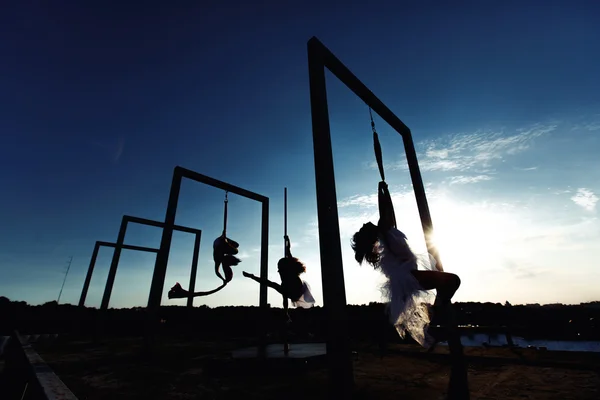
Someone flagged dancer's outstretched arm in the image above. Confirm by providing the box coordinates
[378,181,395,231]
[242,271,284,296]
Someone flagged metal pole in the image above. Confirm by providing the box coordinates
[80,245,100,307]
[307,38,354,397]
[284,187,287,237]
[283,187,289,354]
[101,217,128,310]
[187,232,202,308]
[402,134,443,271]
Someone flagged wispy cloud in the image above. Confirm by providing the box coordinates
[370,123,556,174]
[571,188,599,212]
[338,184,415,209]
[446,175,493,185]
[515,166,538,171]
[553,188,573,195]
[584,123,600,131]
[337,194,378,208]
[571,119,600,132]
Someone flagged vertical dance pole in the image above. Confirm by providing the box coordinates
[284,187,288,238]
[283,187,289,354]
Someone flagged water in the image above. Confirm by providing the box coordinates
[447,332,600,353]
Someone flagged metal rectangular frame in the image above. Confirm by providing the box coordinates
[148,166,269,313]
[307,36,468,399]
[78,215,203,309]
[78,240,158,307]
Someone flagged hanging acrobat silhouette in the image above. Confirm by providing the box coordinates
[243,187,315,317]
[213,191,242,283]
[350,107,462,349]
[168,191,242,300]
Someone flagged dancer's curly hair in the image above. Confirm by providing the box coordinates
[351,224,381,267]
[277,257,306,275]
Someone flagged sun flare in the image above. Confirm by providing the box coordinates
[425,197,514,275]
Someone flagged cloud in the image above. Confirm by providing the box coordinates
[446,175,493,185]
[571,188,599,212]
[337,193,378,208]
[585,123,600,131]
[553,188,572,195]
[571,118,600,132]
[372,123,556,173]
[338,184,416,209]
[515,166,538,171]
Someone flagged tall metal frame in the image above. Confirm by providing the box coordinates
[79,215,202,309]
[148,166,269,313]
[307,36,469,399]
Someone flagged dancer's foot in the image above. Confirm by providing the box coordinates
[242,271,253,278]
[168,283,188,299]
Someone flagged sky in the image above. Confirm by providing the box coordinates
[1,1,599,309]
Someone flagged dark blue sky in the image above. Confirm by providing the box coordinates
[1,1,599,307]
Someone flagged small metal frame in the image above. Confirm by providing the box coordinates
[78,215,202,309]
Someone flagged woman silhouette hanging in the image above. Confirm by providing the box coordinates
[350,110,461,349]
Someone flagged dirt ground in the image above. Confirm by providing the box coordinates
[35,337,600,400]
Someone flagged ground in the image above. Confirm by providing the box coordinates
[34,337,600,400]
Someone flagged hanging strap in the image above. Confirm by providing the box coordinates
[222,191,228,236]
[371,107,385,182]
[371,107,397,229]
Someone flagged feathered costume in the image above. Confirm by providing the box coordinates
[376,227,437,347]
